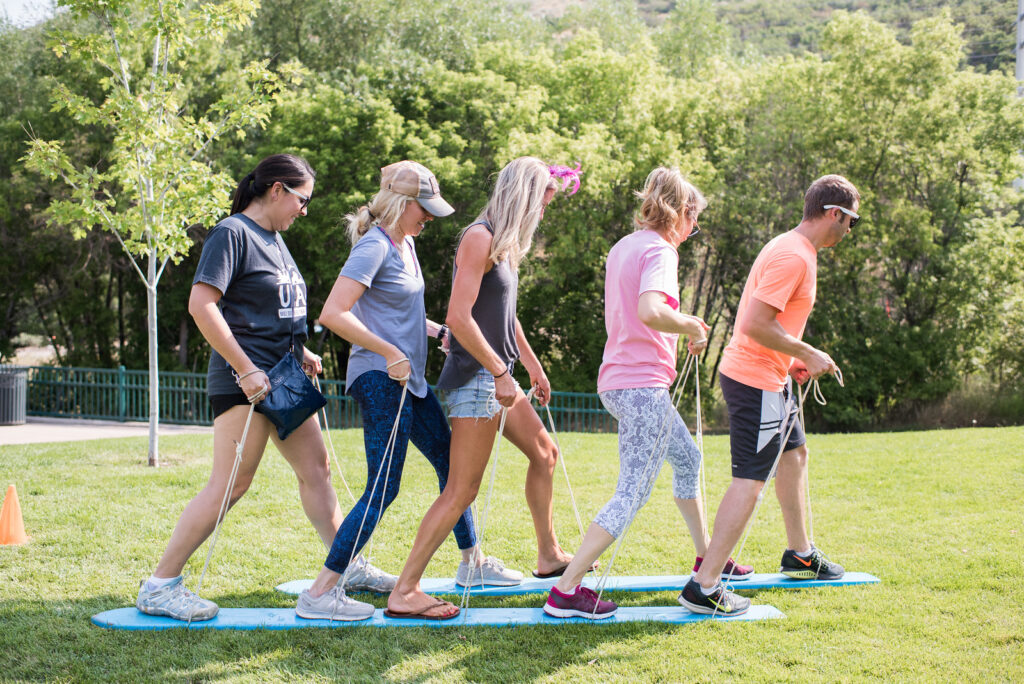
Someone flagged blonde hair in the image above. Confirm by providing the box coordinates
[471,157,558,269]
[345,189,410,245]
[633,167,707,242]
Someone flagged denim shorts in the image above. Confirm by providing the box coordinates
[443,368,503,419]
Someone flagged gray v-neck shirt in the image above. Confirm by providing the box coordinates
[341,227,429,398]
[193,214,307,396]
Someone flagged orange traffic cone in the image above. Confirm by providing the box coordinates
[0,484,29,545]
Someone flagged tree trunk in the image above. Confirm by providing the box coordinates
[178,315,188,368]
[118,269,126,361]
[147,252,159,467]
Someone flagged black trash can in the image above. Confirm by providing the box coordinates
[0,366,28,425]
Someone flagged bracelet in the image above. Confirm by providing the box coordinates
[234,369,263,386]
[493,367,509,379]
[438,324,448,341]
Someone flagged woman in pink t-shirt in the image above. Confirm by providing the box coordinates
[544,167,750,620]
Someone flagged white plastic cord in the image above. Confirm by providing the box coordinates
[535,394,586,546]
[312,376,356,506]
[341,381,408,579]
[589,354,696,616]
[694,360,709,539]
[797,368,844,546]
[458,388,525,619]
[190,398,260,626]
[716,369,845,615]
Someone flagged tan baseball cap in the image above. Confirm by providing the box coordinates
[380,161,454,217]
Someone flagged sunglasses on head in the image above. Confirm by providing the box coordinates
[823,204,859,229]
[282,183,312,210]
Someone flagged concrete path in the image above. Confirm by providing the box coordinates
[0,417,213,446]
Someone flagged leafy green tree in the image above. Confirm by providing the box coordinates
[655,0,732,78]
[22,0,302,464]
[696,11,1024,428]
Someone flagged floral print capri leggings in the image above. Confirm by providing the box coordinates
[593,387,702,538]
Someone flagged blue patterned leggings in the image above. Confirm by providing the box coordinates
[324,371,477,573]
[592,387,702,539]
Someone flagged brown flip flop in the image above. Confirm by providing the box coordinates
[384,599,461,621]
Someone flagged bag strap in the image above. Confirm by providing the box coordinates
[274,236,297,353]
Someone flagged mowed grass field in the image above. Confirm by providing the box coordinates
[0,424,1021,682]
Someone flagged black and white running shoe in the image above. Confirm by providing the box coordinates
[780,546,845,580]
[678,578,751,616]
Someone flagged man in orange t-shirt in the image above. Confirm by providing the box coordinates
[680,174,860,616]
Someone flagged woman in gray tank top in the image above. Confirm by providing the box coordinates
[388,157,589,619]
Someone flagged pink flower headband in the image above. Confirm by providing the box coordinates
[549,162,582,196]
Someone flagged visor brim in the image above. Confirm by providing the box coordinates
[417,196,454,218]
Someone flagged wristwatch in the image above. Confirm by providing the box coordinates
[438,324,449,341]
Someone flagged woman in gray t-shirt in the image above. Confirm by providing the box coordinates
[136,154,352,623]
[388,157,588,619]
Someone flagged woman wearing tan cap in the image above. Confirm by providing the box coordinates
[388,156,584,620]
[296,161,509,621]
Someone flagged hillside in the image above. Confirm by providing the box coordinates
[529,0,1016,72]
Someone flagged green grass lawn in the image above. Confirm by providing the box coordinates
[1,425,1022,682]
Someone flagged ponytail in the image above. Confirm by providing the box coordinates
[345,206,376,245]
[343,189,409,246]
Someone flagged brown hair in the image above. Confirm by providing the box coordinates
[633,167,706,241]
[802,174,860,221]
[231,154,315,215]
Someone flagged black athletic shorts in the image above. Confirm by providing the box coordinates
[719,372,806,481]
[210,392,250,419]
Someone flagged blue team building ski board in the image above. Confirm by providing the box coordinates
[92,605,785,630]
[275,572,880,597]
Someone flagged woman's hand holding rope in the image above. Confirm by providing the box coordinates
[684,315,710,356]
[493,368,518,407]
[301,346,322,376]
[235,368,269,403]
[526,364,551,406]
[384,346,411,384]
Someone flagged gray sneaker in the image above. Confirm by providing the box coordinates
[343,555,398,593]
[295,585,375,621]
[136,576,219,622]
[455,556,524,587]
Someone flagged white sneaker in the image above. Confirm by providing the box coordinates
[295,585,375,621]
[343,555,398,593]
[455,556,524,587]
[136,576,219,622]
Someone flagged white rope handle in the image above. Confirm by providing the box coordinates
[459,387,523,619]
[694,360,709,539]
[313,376,356,506]
[589,354,695,616]
[341,382,408,591]
[529,389,586,546]
[797,368,844,546]
[190,401,258,626]
[717,368,845,615]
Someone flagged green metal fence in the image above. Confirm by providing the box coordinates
[24,366,616,432]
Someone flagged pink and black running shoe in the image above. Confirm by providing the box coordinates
[543,585,617,620]
[693,556,754,581]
